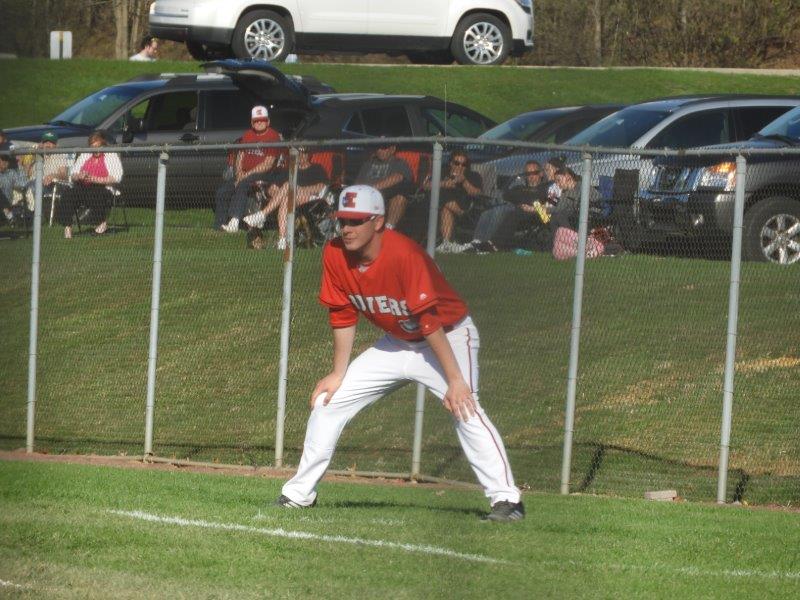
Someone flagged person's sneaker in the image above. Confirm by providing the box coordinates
[63,226,72,239]
[275,494,316,508]
[450,241,473,254]
[243,211,266,229]
[436,240,460,253]
[221,217,240,233]
[276,237,287,250]
[481,500,525,522]
[94,221,108,235]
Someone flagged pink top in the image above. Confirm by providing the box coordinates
[80,154,109,180]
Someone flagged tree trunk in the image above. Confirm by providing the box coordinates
[591,0,602,66]
[113,0,129,59]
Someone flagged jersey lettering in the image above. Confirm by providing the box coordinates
[348,294,410,317]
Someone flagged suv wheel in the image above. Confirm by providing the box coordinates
[232,10,293,62]
[743,197,800,264]
[451,13,511,66]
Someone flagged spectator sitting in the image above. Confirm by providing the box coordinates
[430,151,483,254]
[544,155,566,184]
[355,142,412,229]
[460,160,549,254]
[24,132,71,206]
[55,130,123,239]
[243,149,328,250]
[214,105,284,233]
[130,36,159,62]
[0,152,28,224]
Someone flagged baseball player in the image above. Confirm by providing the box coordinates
[277,184,524,522]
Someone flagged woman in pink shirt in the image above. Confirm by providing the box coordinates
[56,131,123,238]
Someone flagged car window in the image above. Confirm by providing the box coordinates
[203,90,257,130]
[569,107,671,147]
[647,109,730,149]
[50,85,142,128]
[479,111,563,141]
[423,108,488,138]
[360,107,413,137]
[735,106,793,140]
[343,112,365,135]
[143,91,199,132]
[759,106,800,139]
[549,116,604,143]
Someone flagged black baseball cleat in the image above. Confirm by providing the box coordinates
[275,494,317,508]
[481,500,525,522]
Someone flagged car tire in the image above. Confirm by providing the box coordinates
[450,13,511,66]
[232,9,293,62]
[407,50,453,65]
[742,196,800,264]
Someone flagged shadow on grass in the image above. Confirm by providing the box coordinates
[325,498,484,517]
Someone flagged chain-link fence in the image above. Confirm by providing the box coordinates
[2,137,798,505]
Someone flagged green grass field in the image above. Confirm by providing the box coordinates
[2,59,800,128]
[1,459,799,599]
[1,61,798,505]
[1,209,798,505]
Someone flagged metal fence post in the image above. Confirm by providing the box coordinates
[275,147,300,468]
[560,152,593,494]
[411,141,444,478]
[717,154,747,504]
[144,151,169,457]
[26,155,44,453]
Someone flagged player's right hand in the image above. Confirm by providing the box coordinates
[310,373,344,409]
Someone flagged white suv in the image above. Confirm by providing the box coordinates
[149,0,534,65]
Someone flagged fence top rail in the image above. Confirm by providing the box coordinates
[10,136,800,158]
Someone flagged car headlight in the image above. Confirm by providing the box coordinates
[698,161,736,191]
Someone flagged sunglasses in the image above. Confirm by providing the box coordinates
[525,170,542,176]
[337,215,377,228]
[451,159,468,166]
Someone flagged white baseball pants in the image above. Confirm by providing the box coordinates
[281,316,520,507]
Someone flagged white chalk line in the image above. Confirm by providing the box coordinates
[109,510,507,565]
[0,579,25,589]
[539,559,800,582]
[108,510,800,582]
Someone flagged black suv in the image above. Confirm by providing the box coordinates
[4,60,494,202]
[639,106,800,264]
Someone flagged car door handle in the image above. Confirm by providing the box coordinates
[180,133,199,143]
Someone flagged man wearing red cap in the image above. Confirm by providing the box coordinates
[276,184,524,522]
[214,105,283,232]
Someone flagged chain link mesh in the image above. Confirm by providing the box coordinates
[2,138,798,504]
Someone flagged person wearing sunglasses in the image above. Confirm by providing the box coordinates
[427,151,483,254]
[56,130,123,239]
[276,184,524,522]
[462,160,549,253]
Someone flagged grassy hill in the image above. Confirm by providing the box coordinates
[2,59,800,128]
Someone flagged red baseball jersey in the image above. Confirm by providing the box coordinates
[319,230,468,340]
[239,128,283,172]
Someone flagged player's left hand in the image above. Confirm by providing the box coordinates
[443,379,476,422]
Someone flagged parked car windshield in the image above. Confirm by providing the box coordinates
[49,85,142,128]
[480,110,568,142]
[758,106,800,140]
[567,106,671,148]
